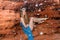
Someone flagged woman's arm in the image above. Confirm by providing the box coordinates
[20,8,28,28]
[20,17,26,27]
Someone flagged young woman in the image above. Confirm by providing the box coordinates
[20,8,48,40]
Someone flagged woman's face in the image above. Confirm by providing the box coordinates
[22,8,26,16]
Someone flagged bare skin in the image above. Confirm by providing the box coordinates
[20,8,48,30]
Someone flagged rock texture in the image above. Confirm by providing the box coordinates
[0,0,60,40]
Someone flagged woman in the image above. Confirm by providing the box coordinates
[20,8,34,40]
[20,8,48,40]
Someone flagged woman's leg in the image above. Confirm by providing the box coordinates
[29,17,34,30]
[25,26,34,40]
[20,22,34,40]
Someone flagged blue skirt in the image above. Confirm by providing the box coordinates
[20,22,34,40]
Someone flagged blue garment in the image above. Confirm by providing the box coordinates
[20,22,34,40]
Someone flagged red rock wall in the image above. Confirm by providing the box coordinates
[0,0,60,40]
